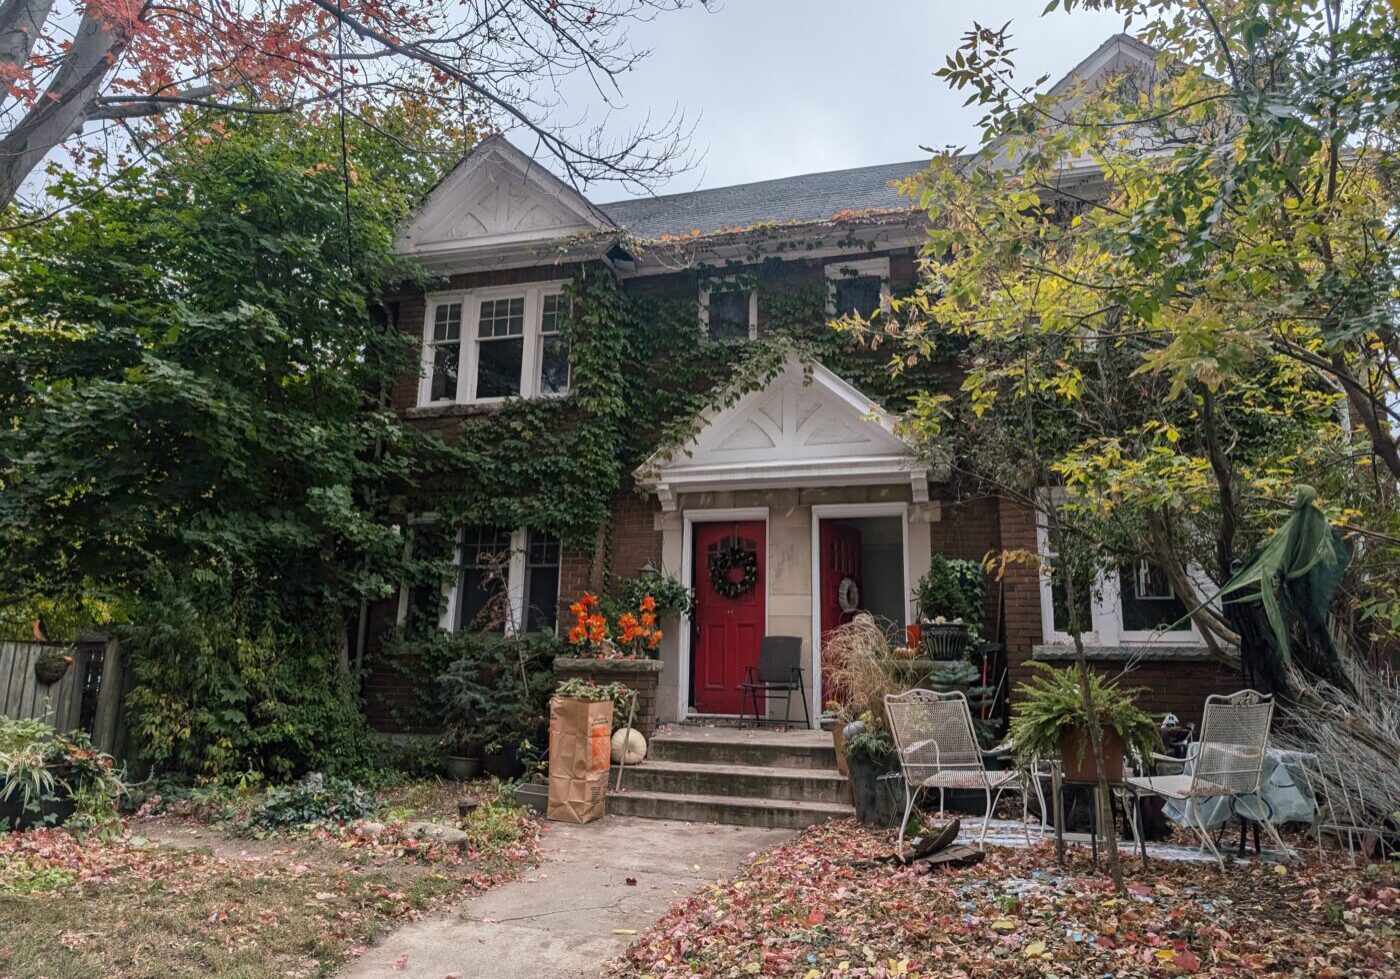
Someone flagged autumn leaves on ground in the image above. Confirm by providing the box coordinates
[0,780,541,979]
[608,820,1398,979]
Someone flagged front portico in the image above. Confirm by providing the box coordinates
[637,356,939,727]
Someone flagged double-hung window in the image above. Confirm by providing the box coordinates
[1035,493,1201,647]
[826,256,890,319]
[427,303,463,403]
[699,283,757,341]
[420,281,569,405]
[441,526,563,635]
[474,297,526,399]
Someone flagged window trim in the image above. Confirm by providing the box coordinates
[825,256,891,317]
[1034,493,1203,647]
[698,281,758,341]
[419,279,568,406]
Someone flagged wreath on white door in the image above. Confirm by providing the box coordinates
[837,576,861,612]
[708,544,759,598]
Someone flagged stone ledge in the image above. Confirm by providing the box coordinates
[1032,643,1217,662]
[555,656,664,674]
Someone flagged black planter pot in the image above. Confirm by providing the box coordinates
[0,790,77,830]
[920,621,970,661]
[483,743,525,779]
[846,750,904,827]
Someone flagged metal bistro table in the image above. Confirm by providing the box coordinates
[1050,762,1150,870]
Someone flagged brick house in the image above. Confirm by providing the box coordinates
[363,34,1241,734]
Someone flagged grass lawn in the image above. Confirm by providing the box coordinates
[0,778,541,979]
[609,819,1398,979]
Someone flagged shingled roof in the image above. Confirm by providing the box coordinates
[599,159,928,238]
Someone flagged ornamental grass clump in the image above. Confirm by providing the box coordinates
[821,616,910,758]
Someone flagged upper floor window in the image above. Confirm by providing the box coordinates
[699,283,757,341]
[826,256,890,319]
[420,281,569,405]
[428,303,462,402]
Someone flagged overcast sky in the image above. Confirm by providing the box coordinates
[557,0,1125,203]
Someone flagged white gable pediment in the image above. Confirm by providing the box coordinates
[638,356,930,509]
[397,137,614,262]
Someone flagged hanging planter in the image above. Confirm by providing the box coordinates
[34,648,73,685]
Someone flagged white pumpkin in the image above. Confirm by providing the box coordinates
[610,727,647,765]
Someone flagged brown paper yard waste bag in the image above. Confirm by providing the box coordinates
[547,696,614,823]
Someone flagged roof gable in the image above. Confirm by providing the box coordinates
[397,137,615,261]
[637,355,929,509]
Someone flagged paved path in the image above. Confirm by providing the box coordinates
[337,815,792,979]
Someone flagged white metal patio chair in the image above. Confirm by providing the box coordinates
[884,689,1030,852]
[1125,690,1294,868]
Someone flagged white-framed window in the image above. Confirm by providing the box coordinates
[419,281,569,406]
[1035,494,1202,647]
[826,256,891,319]
[699,282,757,341]
[439,526,563,635]
[426,303,463,403]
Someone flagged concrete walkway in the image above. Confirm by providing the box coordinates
[337,815,792,979]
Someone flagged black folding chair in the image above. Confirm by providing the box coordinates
[739,636,809,730]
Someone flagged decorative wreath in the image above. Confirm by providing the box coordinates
[709,544,759,598]
[837,576,861,613]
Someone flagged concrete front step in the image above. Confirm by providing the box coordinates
[648,728,838,771]
[608,788,853,830]
[614,759,851,805]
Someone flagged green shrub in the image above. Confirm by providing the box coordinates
[914,555,986,635]
[435,631,561,753]
[243,772,376,832]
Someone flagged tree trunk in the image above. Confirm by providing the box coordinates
[1048,516,1125,892]
[0,5,134,208]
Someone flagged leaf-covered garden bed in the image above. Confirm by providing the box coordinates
[0,778,543,978]
[609,819,1397,979]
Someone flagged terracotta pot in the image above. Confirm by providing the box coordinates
[1058,725,1125,783]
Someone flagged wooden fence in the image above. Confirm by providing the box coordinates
[1,639,126,753]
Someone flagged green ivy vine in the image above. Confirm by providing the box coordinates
[395,256,958,624]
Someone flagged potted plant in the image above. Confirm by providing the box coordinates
[1009,662,1160,782]
[913,556,986,660]
[842,717,902,826]
[0,717,125,831]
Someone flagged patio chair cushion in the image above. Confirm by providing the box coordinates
[916,769,1019,791]
[1126,774,1233,799]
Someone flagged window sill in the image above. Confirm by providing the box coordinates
[404,394,571,420]
[1032,643,1220,662]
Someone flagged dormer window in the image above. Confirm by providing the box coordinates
[420,281,569,406]
[699,283,757,341]
[826,256,891,319]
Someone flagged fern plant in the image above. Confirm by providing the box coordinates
[1008,662,1160,769]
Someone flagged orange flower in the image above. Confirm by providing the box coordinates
[639,595,657,612]
[568,624,586,643]
[617,612,638,632]
[580,592,598,608]
[569,601,586,617]
[648,631,663,648]
[640,611,656,628]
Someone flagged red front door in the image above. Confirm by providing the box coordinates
[819,520,864,700]
[692,521,765,715]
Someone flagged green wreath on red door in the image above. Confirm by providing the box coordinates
[708,544,759,598]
